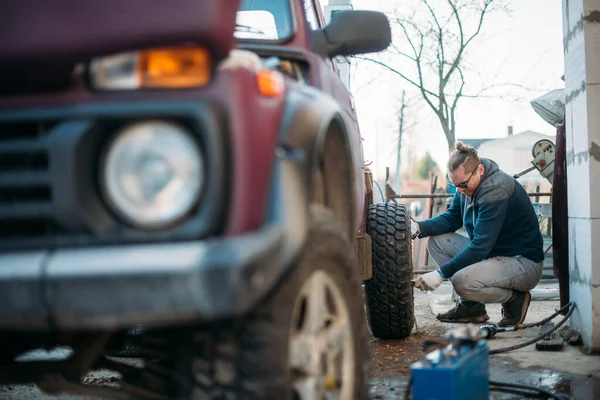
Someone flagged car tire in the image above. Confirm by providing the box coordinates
[121,205,370,399]
[364,202,414,339]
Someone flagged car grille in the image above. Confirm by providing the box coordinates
[0,104,227,250]
[0,121,59,241]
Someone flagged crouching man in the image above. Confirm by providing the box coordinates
[413,142,544,327]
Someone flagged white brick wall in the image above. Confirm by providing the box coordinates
[562,0,600,351]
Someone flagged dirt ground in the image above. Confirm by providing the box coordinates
[370,295,448,375]
[367,290,447,399]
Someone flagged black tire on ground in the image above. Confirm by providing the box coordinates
[120,205,370,399]
[364,202,414,339]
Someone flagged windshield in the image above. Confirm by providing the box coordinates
[235,0,294,41]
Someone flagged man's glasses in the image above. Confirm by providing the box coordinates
[449,167,478,189]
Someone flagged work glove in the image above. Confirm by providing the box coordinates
[410,218,421,240]
[414,269,444,291]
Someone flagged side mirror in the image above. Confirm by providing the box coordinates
[312,10,391,58]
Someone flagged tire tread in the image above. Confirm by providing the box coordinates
[364,202,414,339]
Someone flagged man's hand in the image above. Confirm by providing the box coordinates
[414,270,444,291]
[410,218,421,240]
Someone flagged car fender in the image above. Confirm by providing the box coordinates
[265,84,356,267]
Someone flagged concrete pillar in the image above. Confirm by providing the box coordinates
[562,0,600,352]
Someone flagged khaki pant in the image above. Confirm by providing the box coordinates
[427,233,543,304]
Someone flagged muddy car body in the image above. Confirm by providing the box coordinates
[0,0,414,398]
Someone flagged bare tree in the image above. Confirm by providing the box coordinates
[393,90,407,192]
[355,0,509,150]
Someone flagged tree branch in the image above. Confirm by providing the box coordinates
[353,56,439,99]
[422,0,445,73]
[442,0,464,89]
[467,81,541,97]
[414,31,443,120]
[395,18,420,59]
[451,66,466,112]
[422,0,447,116]
[394,17,443,119]
[363,0,512,150]
[463,0,493,49]
[388,43,417,62]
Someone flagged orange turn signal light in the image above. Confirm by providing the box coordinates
[139,47,211,89]
[256,69,284,97]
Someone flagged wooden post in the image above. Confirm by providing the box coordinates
[423,173,438,269]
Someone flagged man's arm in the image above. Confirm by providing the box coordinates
[418,193,463,238]
[439,187,510,278]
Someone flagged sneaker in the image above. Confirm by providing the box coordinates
[498,291,531,327]
[436,300,490,323]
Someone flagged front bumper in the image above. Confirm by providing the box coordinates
[0,223,284,330]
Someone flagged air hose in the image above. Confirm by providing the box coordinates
[484,301,576,355]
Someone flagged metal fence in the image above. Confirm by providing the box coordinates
[383,177,554,277]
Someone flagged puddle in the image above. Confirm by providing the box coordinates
[555,375,600,400]
[490,358,600,400]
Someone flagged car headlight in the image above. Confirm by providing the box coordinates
[102,120,204,229]
[90,46,212,90]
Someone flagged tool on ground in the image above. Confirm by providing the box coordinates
[411,325,489,400]
[477,323,518,339]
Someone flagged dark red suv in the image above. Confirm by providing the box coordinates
[0,1,415,398]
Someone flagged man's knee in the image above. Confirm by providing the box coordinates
[451,270,479,299]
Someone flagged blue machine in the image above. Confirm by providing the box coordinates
[410,326,489,400]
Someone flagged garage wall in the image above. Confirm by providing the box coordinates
[562,0,600,352]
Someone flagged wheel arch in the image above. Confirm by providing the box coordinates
[316,114,357,238]
[242,86,360,317]
[271,86,357,241]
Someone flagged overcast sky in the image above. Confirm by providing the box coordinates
[322,0,565,179]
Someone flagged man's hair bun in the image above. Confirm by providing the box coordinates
[448,141,480,172]
[453,141,477,155]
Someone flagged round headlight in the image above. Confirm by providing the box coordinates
[103,120,204,229]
